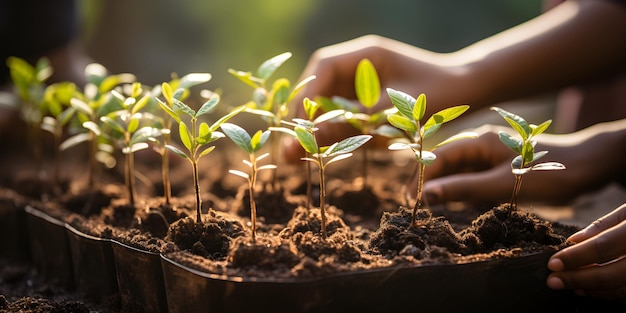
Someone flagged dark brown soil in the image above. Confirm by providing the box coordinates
[0,131,587,311]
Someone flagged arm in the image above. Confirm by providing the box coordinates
[284,0,626,162]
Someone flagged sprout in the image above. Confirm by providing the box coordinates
[386,88,477,226]
[159,92,243,223]
[40,82,79,195]
[221,123,276,242]
[273,98,371,239]
[61,63,137,191]
[491,107,566,209]
[319,58,402,188]
[5,56,52,180]
[151,73,212,205]
[229,52,315,191]
[99,82,163,207]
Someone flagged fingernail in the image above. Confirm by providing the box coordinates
[546,276,564,290]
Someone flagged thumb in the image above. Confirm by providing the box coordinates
[423,164,514,206]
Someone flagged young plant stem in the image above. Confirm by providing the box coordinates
[125,132,136,206]
[161,127,172,205]
[192,160,201,223]
[269,133,279,192]
[412,163,426,227]
[306,154,312,209]
[510,175,523,210]
[248,155,258,242]
[88,131,97,190]
[318,158,327,240]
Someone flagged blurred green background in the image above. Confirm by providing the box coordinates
[78,0,543,108]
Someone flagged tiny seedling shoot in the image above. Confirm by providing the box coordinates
[221,123,276,242]
[274,98,371,239]
[320,58,401,188]
[386,88,477,226]
[159,92,243,223]
[101,82,162,207]
[152,73,212,205]
[491,107,566,209]
[229,52,315,191]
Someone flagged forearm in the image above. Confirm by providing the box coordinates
[450,0,626,109]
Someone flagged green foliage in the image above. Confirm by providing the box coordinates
[221,123,276,242]
[491,107,565,208]
[159,90,244,222]
[386,88,476,225]
[229,52,316,189]
[273,97,371,239]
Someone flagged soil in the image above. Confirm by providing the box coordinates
[0,123,621,312]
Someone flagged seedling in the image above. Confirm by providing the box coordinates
[320,58,401,187]
[272,98,346,209]
[40,82,79,195]
[6,56,52,179]
[386,88,476,226]
[491,107,565,209]
[274,98,371,239]
[100,82,163,207]
[221,123,276,242]
[229,52,315,190]
[62,63,136,191]
[152,73,212,205]
[159,92,243,223]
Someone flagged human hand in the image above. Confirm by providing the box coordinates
[421,120,626,207]
[282,35,469,163]
[546,203,626,301]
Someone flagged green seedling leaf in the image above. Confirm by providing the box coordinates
[221,123,252,153]
[179,122,192,150]
[355,59,380,108]
[498,131,522,154]
[272,78,291,105]
[199,145,216,157]
[228,69,258,89]
[196,96,220,118]
[229,169,250,179]
[325,134,372,157]
[531,162,566,171]
[288,75,316,103]
[60,133,90,151]
[257,52,292,80]
[178,73,212,90]
[388,142,416,151]
[417,151,437,166]
[386,88,415,119]
[491,107,531,139]
[165,144,189,159]
[156,98,181,123]
[303,97,319,120]
[387,114,417,133]
[531,119,552,136]
[123,142,149,154]
[531,150,548,163]
[327,153,353,165]
[258,164,277,171]
[251,130,270,151]
[413,93,427,122]
[269,126,296,138]
[295,126,318,154]
[313,109,346,125]
[100,116,125,135]
[434,131,479,149]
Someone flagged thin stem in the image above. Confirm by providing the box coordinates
[52,131,61,196]
[270,132,279,192]
[161,147,171,205]
[412,163,426,227]
[318,158,327,240]
[510,175,523,210]
[88,132,97,190]
[192,160,201,223]
[249,154,258,243]
[305,154,311,209]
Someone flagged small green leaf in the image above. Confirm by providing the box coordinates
[173,99,196,117]
[178,73,212,90]
[413,93,427,122]
[288,75,316,103]
[313,109,346,125]
[157,98,181,123]
[165,144,189,159]
[196,96,220,118]
[491,107,530,139]
[179,122,192,150]
[100,116,125,135]
[60,133,91,151]
[251,130,270,151]
[123,142,149,154]
[386,88,415,118]
[269,126,296,138]
[209,105,245,132]
[531,150,548,163]
[530,162,566,171]
[272,78,290,105]
[326,153,353,166]
[131,94,150,115]
[258,164,277,171]
[511,155,524,170]
[303,98,319,121]
[229,169,250,180]
[295,126,318,154]
[355,59,380,108]
[388,142,412,151]
[325,134,372,157]
[417,150,437,166]
[257,52,291,80]
[162,82,173,104]
[531,120,552,136]
[221,123,252,153]
[434,131,479,149]
[70,98,93,116]
[387,114,417,133]
[498,131,522,154]
[228,69,258,89]
[197,122,211,144]
[198,145,216,158]
[127,116,140,133]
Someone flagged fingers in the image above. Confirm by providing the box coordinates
[423,164,514,205]
[547,255,626,300]
[547,205,626,300]
[567,203,626,244]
